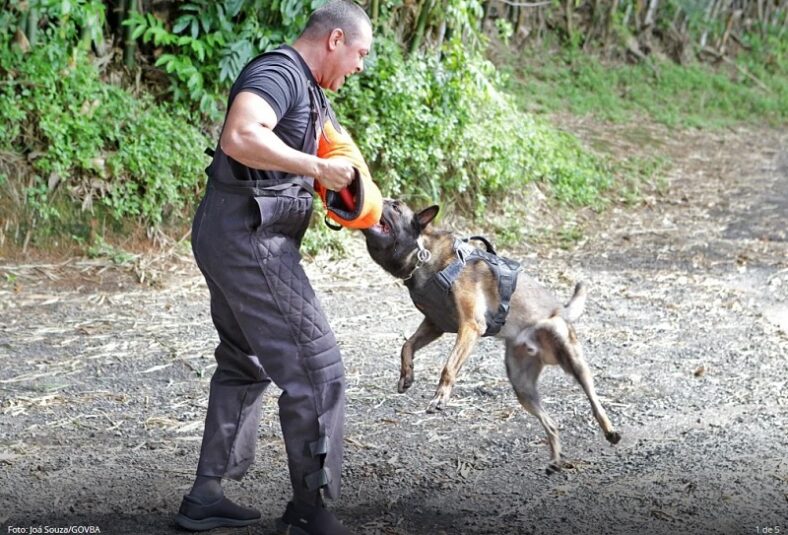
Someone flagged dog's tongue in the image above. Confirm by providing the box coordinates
[369,216,389,234]
[368,219,388,234]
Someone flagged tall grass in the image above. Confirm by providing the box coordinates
[500,40,787,128]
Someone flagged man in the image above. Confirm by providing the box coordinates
[175,2,372,533]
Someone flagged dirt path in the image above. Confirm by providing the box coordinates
[1,124,786,535]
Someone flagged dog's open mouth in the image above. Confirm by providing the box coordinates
[369,219,390,235]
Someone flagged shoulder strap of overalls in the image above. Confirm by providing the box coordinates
[265,46,342,145]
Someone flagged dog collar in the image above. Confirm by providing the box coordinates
[403,239,432,281]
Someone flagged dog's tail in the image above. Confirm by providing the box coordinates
[563,282,587,322]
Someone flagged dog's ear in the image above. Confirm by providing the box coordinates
[416,205,439,229]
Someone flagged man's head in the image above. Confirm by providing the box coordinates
[296,0,373,91]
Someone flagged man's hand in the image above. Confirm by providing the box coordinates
[315,158,354,191]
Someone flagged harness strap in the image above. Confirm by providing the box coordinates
[210,176,315,197]
[413,237,520,337]
[433,259,465,293]
[465,235,496,255]
[486,255,521,336]
[304,467,332,491]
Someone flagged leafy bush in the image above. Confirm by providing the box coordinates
[122,0,612,212]
[333,36,612,212]
[0,35,208,228]
[126,0,324,119]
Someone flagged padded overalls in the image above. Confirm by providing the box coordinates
[190,46,344,503]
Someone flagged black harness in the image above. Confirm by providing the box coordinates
[406,237,521,337]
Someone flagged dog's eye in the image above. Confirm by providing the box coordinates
[392,203,401,214]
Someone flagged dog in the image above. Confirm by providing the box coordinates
[362,199,621,472]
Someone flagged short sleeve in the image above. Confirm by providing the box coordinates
[234,58,302,121]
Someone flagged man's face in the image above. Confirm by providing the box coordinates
[323,23,372,92]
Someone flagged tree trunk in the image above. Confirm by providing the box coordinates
[123,0,138,69]
[700,0,718,49]
[370,0,379,25]
[622,2,632,32]
[564,0,574,44]
[512,5,521,37]
[481,0,490,31]
[756,0,766,37]
[718,7,738,54]
[644,0,660,30]
[602,0,620,53]
[435,19,446,57]
[537,5,547,44]
[410,0,435,55]
[26,6,39,47]
[584,0,596,51]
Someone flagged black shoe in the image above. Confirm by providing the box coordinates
[276,501,350,535]
[175,494,261,531]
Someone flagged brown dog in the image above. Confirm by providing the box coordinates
[362,200,621,471]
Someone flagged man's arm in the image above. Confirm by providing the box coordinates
[220,91,354,191]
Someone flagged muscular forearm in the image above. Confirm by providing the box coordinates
[218,91,353,191]
[221,122,353,191]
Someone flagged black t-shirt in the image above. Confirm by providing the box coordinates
[209,45,329,183]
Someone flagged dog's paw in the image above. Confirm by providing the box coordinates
[545,461,562,475]
[426,398,445,413]
[397,374,414,393]
[606,431,622,445]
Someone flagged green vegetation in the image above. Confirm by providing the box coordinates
[501,30,787,129]
[126,0,314,119]
[334,36,612,212]
[301,206,353,260]
[0,0,785,255]
[0,39,208,242]
[0,2,208,249]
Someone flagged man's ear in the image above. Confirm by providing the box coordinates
[328,28,344,51]
[416,205,439,228]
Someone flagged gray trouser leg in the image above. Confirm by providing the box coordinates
[191,186,345,501]
[195,274,272,479]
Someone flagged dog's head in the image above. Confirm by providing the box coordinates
[362,199,439,279]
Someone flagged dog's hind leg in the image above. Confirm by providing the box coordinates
[505,341,563,473]
[399,319,443,393]
[558,330,621,446]
[530,318,621,447]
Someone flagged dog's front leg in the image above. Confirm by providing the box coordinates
[427,321,482,413]
[399,319,443,393]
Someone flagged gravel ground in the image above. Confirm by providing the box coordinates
[0,123,785,535]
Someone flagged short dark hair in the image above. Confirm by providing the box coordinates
[301,0,371,44]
